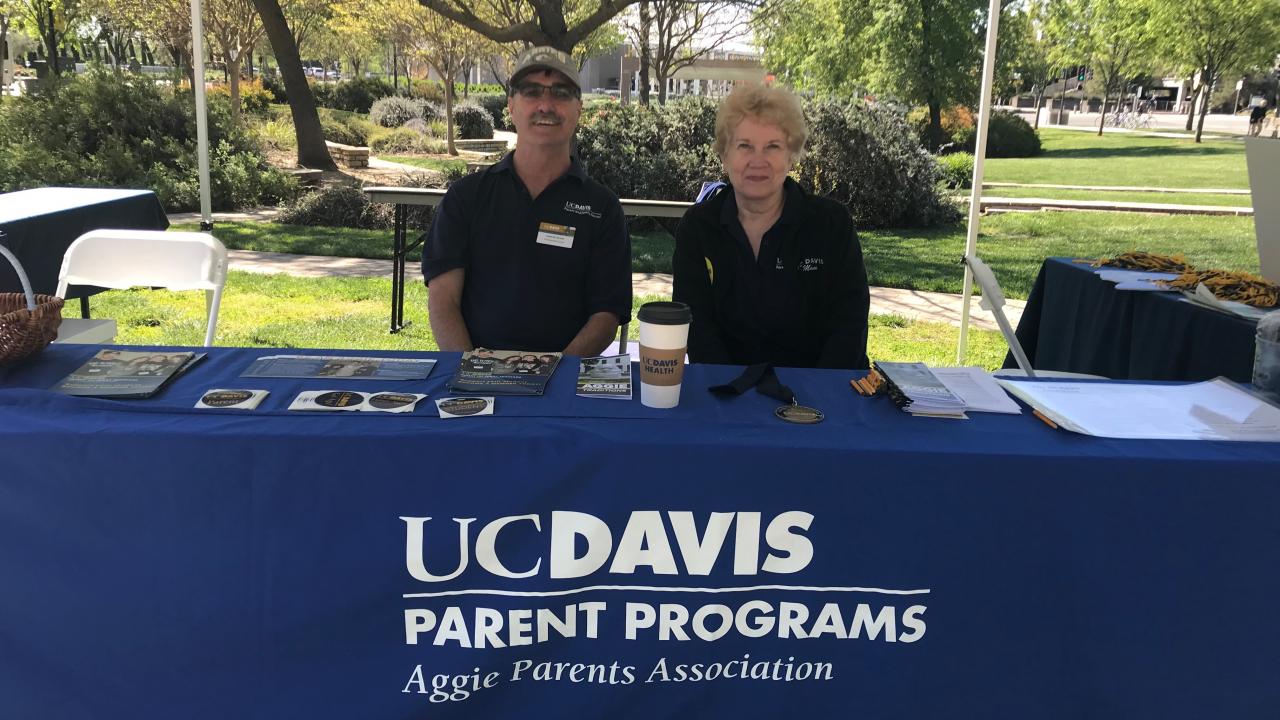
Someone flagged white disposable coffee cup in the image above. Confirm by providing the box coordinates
[638,301,692,408]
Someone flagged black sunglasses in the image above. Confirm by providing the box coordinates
[513,82,580,101]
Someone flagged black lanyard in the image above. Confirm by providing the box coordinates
[709,363,795,403]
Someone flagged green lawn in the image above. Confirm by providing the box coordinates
[984,128,1248,190]
[177,220,678,275]
[67,275,1009,369]
[862,210,1258,298]
[184,207,1258,302]
[980,186,1252,207]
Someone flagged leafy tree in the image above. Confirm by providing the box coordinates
[205,0,267,117]
[622,0,751,104]
[413,0,631,52]
[1153,0,1280,142]
[1,0,19,102]
[758,0,994,150]
[253,0,335,168]
[1006,1,1060,128]
[868,0,988,150]
[16,0,80,75]
[755,0,869,95]
[1056,0,1155,134]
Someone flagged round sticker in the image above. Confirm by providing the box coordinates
[438,397,489,416]
[368,392,417,409]
[201,390,253,408]
[314,391,362,408]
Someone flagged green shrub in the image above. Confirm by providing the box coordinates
[576,96,721,201]
[0,68,296,212]
[951,110,1041,158]
[471,92,510,130]
[254,117,297,151]
[206,78,276,116]
[410,81,445,104]
[907,105,975,147]
[278,171,455,230]
[370,95,429,128]
[797,99,961,228]
[328,76,395,113]
[935,152,974,190]
[369,127,429,153]
[310,81,334,109]
[278,186,390,228]
[320,116,366,146]
[260,72,287,103]
[453,102,495,139]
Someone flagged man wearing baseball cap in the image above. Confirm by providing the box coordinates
[421,46,631,356]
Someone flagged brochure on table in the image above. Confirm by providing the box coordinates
[449,349,560,396]
[241,355,436,380]
[576,354,632,399]
[54,350,206,398]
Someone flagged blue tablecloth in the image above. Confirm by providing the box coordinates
[2,345,1279,719]
[0,187,170,297]
[1010,258,1260,382]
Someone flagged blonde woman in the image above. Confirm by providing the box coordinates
[672,84,870,369]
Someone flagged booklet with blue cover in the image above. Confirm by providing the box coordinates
[54,349,205,398]
[448,349,561,396]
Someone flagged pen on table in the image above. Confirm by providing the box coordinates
[1032,409,1058,429]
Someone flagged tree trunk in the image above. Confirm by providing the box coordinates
[392,43,399,92]
[656,68,668,105]
[638,1,651,107]
[1195,68,1214,143]
[1033,90,1042,130]
[1057,74,1066,124]
[252,0,336,170]
[228,54,243,118]
[1097,90,1108,135]
[43,1,60,76]
[1184,77,1198,131]
[443,65,457,155]
[928,100,943,151]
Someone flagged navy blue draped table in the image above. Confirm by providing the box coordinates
[0,187,170,304]
[2,344,1279,719]
[1009,257,1259,382]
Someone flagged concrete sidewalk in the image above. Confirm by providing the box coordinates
[224,249,1022,331]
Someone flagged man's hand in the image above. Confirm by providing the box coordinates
[426,269,474,352]
[563,312,620,357]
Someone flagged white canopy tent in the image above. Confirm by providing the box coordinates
[190,0,213,229]
[956,0,1004,363]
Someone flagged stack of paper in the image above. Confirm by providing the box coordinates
[932,367,1022,414]
[874,361,967,417]
[997,377,1280,441]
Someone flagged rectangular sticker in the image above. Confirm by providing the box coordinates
[536,222,576,248]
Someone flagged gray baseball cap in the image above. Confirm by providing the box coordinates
[510,46,581,91]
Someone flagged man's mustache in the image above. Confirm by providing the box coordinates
[531,112,562,124]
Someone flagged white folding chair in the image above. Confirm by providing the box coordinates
[55,229,228,347]
[964,254,1105,380]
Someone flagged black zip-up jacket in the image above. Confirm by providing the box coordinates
[672,180,870,369]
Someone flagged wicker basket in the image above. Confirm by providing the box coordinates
[0,241,64,364]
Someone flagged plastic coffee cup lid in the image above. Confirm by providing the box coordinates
[638,301,691,325]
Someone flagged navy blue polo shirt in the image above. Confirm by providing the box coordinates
[421,153,632,352]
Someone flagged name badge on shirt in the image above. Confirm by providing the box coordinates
[536,222,576,249]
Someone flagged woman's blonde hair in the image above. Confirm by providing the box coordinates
[713,83,808,161]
